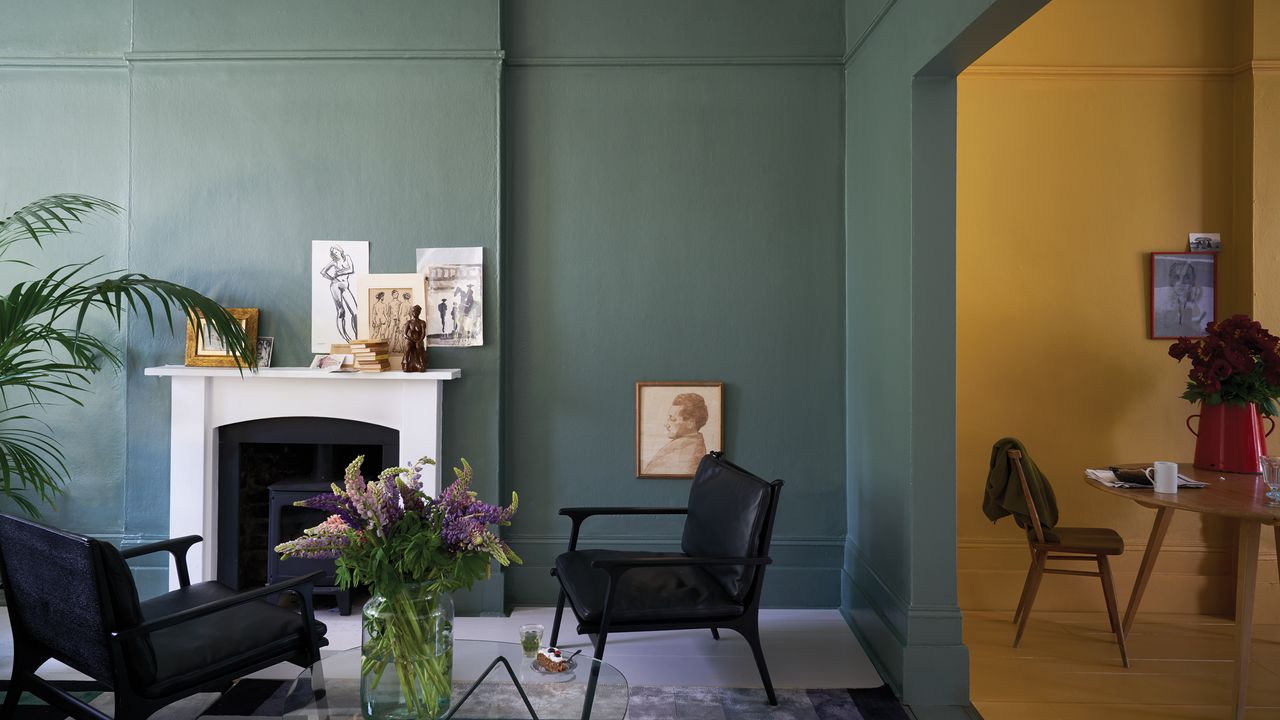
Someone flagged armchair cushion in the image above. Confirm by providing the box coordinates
[555,549,743,624]
[137,582,328,696]
[680,455,772,602]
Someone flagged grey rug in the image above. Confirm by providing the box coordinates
[4,679,908,719]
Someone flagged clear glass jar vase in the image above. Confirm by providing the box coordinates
[361,584,454,720]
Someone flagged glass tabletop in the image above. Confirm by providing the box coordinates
[282,640,629,720]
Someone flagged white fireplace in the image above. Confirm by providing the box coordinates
[144,365,461,589]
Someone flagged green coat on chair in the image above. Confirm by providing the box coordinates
[983,437,1060,543]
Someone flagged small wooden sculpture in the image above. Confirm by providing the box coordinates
[402,304,428,373]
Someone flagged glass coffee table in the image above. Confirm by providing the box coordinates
[282,640,628,720]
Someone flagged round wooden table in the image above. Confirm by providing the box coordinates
[1086,464,1280,720]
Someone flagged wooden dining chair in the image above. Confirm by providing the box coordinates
[1006,448,1129,667]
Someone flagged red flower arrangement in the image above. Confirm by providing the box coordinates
[1168,314,1280,416]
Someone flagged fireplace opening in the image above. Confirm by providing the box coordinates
[217,417,398,611]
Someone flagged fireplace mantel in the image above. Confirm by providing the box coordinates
[145,364,461,589]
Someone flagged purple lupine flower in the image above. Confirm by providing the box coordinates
[295,489,360,529]
[274,514,352,559]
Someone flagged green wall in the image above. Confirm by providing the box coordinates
[0,1,131,547]
[840,0,1047,709]
[2,0,849,611]
[500,0,847,608]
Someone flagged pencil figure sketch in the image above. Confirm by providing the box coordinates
[636,382,724,478]
[311,241,368,352]
[416,247,484,347]
[1151,252,1215,339]
[368,287,414,353]
[354,273,424,367]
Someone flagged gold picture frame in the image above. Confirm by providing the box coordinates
[184,308,259,367]
[635,381,724,479]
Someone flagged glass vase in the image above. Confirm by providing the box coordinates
[361,584,454,720]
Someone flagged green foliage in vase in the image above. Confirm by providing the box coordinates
[0,194,254,516]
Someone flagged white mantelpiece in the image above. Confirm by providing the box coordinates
[145,365,461,589]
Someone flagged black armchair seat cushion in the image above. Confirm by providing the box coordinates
[138,582,328,696]
[555,550,744,625]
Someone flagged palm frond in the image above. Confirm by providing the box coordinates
[0,193,254,517]
[0,195,120,261]
[0,414,68,518]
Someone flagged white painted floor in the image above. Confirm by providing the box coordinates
[0,606,884,689]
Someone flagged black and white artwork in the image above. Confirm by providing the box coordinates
[417,247,483,347]
[1151,252,1216,339]
[1188,232,1221,252]
[355,273,425,363]
[311,240,369,352]
[255,337,274,368]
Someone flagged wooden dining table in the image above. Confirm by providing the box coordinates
[1085,464,1280,720]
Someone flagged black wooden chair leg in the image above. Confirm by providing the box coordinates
[739,622,776,706]
[2,675,24,717]
[550,588,567,646]
[710,628,720,640]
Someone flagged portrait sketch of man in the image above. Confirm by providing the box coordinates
[636,383,724,478]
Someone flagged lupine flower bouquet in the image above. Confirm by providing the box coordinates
[276,456,519,720]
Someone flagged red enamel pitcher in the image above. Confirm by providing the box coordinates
[1186,402,1275,474]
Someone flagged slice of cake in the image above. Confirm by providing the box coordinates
[535,647,570,672]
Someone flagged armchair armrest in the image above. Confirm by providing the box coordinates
[559,507,688,519]
[590,555,773,571]
[120,535,202,588]
[113,571,323,640]
[558,507,687,552]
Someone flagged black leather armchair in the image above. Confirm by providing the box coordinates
[0,514,327,720]
[549,452,784,705]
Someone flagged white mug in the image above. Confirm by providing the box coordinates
[1145,461,1179,494]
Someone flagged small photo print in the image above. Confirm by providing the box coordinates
[309,353,352,371]
[1188,233,1221,252]
[636,382,724,478]
[255,337,274,368]
[1151,252,1216,339]
[196,319,234,357]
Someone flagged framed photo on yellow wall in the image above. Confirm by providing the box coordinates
[184,308,259,367]
[1150,252,1215,339]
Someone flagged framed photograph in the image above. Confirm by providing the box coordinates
[355,273,426,370]
[184,308,259,367]
[636,382,724,478]
[255,337,274,368]
[1188,233,1221,252]
[1151,252,1216,339]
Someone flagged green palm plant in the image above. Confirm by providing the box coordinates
[0,194,253,516]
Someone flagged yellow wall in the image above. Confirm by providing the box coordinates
[957,0,1264,617]
[1249,2,1280,327]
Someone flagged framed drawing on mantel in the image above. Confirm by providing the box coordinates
[636,381,724,478]
[355,273,426,370]
[1151,251,1216,339]
[184,308,259,368]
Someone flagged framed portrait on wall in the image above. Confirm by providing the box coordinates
[636,381,724,479]
[1150,252,1216,339]
[184,308,259,367]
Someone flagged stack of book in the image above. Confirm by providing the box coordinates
[350,339,391,372]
